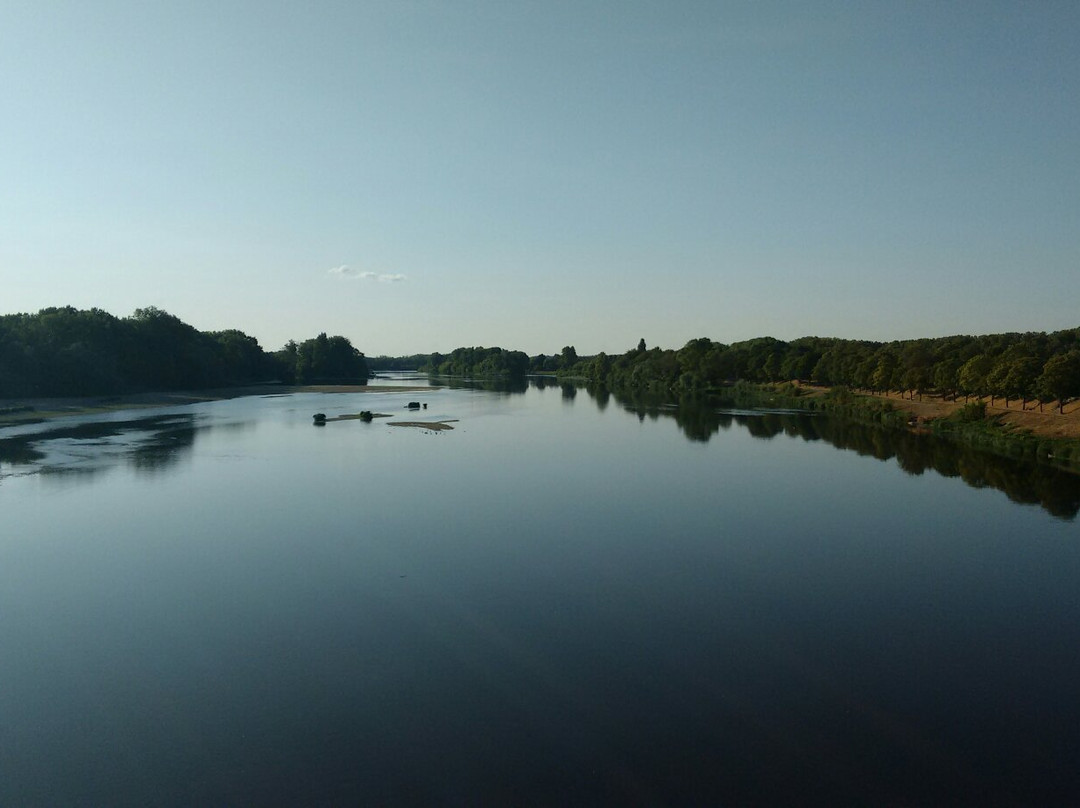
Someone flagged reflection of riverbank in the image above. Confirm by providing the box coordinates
[587,385,1080,521]
[0,384,436,427]
[0,412,200,479]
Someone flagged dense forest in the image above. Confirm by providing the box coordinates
[406,331,1080,413]
[0,306,369,397]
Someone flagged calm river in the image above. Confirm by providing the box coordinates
[2,375,1079,805]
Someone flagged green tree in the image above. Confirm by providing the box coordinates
[933,359,961,401]
[870,351,898,393]
[1003,356,1042,410]
[292,333,368,383]
[958,354,993,402]
[591,351,612,380]
[986,360,1012,407]
[1036,352,1080,413]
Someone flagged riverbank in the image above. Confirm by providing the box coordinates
[779,384,1080,439]
[732,382,1080,473]
[0,384,436,427]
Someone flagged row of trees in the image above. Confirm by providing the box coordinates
[0,306,369,397]
[404,330,1080,414]
[563,331,1080,413]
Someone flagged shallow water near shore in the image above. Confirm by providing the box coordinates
[2,374,1079,804]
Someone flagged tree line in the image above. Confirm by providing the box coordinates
[401,329,1080,413]
[567,332,1080,413]
[8,305,1079,412]
[367,344,581,376]
[0,306,369,397]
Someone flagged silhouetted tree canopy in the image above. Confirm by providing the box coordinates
[0,306,369,397]
[418,346,529,378]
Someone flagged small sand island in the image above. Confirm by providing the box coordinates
[389,420,457,431]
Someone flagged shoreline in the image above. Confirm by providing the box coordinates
[731,382,1080,474]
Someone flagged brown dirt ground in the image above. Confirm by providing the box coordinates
[796,384,1080,440]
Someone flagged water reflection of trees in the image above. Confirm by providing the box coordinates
[128,416,199,472]
[587,385,1080,521]
[0,413,199,479]
[529,375,559,391]
[428,376,529,395]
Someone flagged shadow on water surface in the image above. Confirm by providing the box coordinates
[590,384,1080,521]
[0,413,200,479]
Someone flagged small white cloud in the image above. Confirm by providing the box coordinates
[328,265,408,283]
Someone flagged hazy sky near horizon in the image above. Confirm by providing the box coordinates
[2,1,1078,356]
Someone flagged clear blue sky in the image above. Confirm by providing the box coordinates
[2,1,1078,357]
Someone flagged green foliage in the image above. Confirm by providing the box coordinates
[367,353,431,371]
[1037,351,1080,413]
[825,385,856,404]
[289,333,369,384]
[958,354,993,400]
[544,327,1080,421]
[953,401,987,423]
[0,305,368,396]
[418,346,529,378]
[372,327,1080,419]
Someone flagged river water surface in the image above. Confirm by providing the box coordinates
[2,375,1079,805]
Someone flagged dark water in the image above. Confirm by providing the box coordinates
[2,376,1079,806]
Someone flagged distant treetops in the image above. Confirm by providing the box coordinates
[0,306,369,397]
